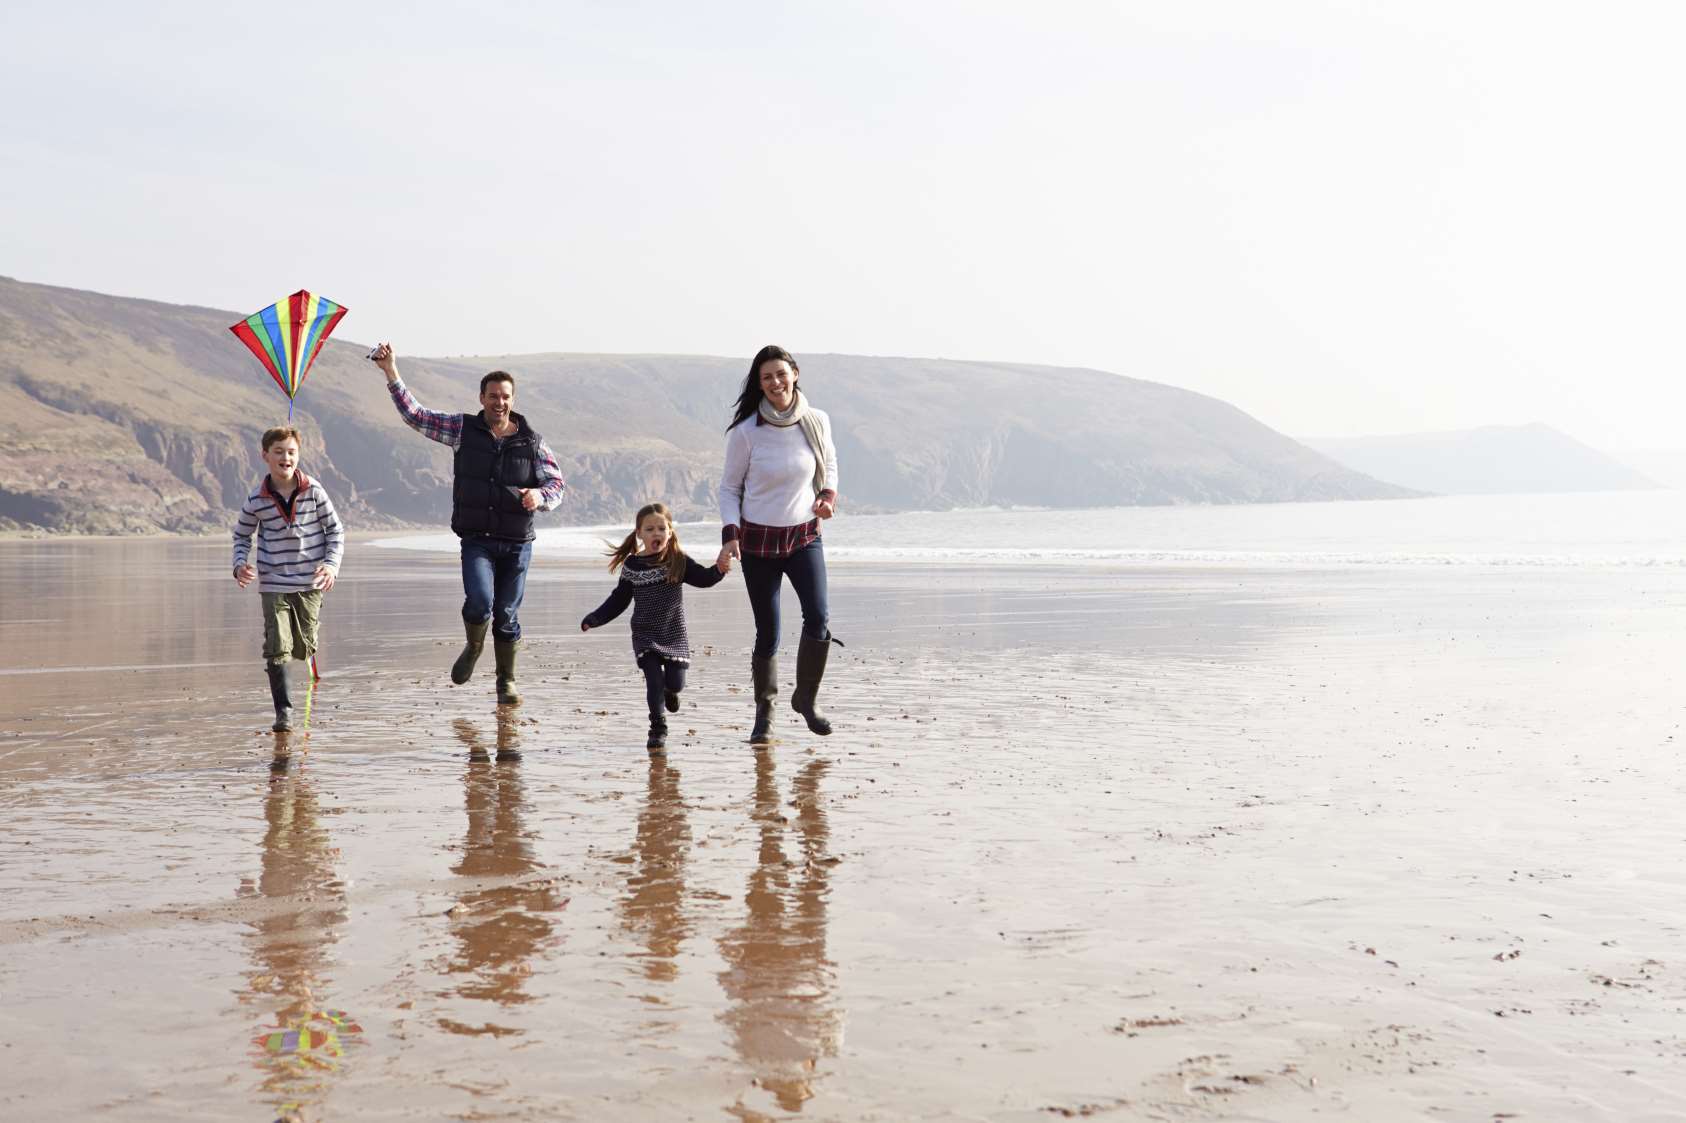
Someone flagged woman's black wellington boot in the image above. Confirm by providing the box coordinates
[750,656,777,745]
[791,634,840,736]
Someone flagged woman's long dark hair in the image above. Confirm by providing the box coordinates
[726,345,799,432]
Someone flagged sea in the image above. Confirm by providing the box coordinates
[372,490,1686,569]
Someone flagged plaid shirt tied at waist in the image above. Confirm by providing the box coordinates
[725,517,822,559]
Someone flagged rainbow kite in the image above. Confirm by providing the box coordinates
[230,291,348,418]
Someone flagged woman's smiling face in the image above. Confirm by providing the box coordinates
[758,359,797,411]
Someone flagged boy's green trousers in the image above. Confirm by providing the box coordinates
[261,590,323,666]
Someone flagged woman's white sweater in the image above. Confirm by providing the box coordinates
[718,410,840,529]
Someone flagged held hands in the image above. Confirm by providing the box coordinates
[234,564,257,588]
[369,342,399,379]
[715,539,741,572]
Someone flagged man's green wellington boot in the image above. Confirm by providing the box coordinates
[494,639,522,706]
[452,618,490,685]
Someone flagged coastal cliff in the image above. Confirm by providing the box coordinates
[0,276,1411,533]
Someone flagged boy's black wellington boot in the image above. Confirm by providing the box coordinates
[749,656,777,745]
[647,714,668,753]
[493,639,522,706]
[266,663,293,733]
[664,688,681,713]
[452,619,490,685]
[791,634,839,736]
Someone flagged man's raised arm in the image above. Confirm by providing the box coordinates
[370,342,462,448]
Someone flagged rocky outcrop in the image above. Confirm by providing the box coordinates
[561,451,720,524]
[3,373,402,533]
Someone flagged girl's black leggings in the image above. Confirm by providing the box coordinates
[638,653,686,717]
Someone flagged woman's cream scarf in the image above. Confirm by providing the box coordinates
[758,388,830,497]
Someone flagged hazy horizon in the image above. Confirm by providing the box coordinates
[4,1,1683,458]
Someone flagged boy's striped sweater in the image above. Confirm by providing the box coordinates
[231,472,346,594]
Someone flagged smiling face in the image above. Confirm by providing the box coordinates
[758,359,797,411]
[480,378,514,428]
[636,512,672,556]
[262,437,300,484]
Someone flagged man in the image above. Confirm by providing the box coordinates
[371,343,566,704]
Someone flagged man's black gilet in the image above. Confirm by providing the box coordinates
[451,411,542,541]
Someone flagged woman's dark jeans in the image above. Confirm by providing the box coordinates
[740,537,829,660]
[638,653,687,717]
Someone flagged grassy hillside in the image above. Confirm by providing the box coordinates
[0,276,1412,534]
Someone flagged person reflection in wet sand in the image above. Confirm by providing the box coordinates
[240,733,361,1122]
[717,755,840,1113]
[618,757,693,986]
[441,713,565,1036]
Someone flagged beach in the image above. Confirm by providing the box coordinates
[4,522,1686,1121]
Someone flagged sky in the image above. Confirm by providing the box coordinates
[2,1,1683,455]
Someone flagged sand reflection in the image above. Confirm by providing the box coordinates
[618,759,693,986]
[718,755,839,1114]
[240,734,361,1120]
[440,713,564,1036]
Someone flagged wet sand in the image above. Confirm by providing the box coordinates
[3,537,1686,1121]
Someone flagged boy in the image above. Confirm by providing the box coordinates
[232,426,345,731]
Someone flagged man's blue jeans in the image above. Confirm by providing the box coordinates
[741,537,829,660]
[461,536,532,643]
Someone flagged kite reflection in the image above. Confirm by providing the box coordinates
[240,735,360,1119]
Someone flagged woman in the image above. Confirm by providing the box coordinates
[716,345,841,745]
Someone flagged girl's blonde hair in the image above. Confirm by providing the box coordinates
[606,502,686,584]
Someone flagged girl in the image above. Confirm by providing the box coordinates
[581,503,730,751]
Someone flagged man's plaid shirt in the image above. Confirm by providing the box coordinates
[387,378,567,510]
